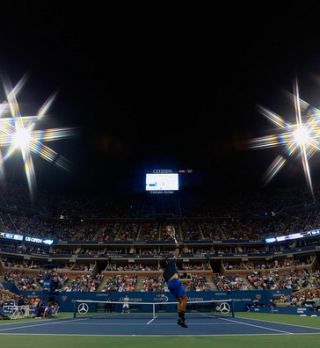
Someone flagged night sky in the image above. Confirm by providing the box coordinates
[1,4,320,197]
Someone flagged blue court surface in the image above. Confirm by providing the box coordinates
[0,316,320,336]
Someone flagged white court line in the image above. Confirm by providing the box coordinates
[0,316,74,326]
[1,332,320,337]
[60,322,234,326]
[0,318,85,332]
[221,317,292,334]
[237,316,320,331]
[146,317,157,325]
[63,321,233,325]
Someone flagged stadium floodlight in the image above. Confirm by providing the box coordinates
[293,124,310,146]
[0,75,75,199]
[249,80,320,196]
[13,127,31,149]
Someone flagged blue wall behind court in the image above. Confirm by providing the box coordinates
[20,289,292,312]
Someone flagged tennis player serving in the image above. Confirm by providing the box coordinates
[163,225,188,328]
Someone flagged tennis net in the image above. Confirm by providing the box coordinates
[73,299,235,320]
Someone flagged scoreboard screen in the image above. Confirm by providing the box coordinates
[146,173,179,191]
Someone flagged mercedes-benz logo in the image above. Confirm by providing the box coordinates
[77,303,89,314]
[218,302,231,313]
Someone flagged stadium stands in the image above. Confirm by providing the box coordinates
[0,183,320,314]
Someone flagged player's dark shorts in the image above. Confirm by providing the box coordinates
[167,278,186,300]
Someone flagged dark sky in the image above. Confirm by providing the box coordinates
[1,4,320,196]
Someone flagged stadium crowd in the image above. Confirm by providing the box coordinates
[141,276,166,292]
[0,183,320,311]
[223,257,314,270]
[247,269,320,291]
[182,274,211,291]
[214,275,250,291]
[1,186,320,243]
[101,275,137,292]
[3,270,102,292]
[105,263,160,271]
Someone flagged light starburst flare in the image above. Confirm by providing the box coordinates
[0,75,76,199]
[250,80,320,196]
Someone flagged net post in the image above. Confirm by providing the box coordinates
[231,300,235,318]
[73,300,77,319]
[153,303,156,319]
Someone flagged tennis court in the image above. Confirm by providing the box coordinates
[1,313,320,348]
[0,314,320,336]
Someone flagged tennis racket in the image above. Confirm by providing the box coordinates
[166,225,178,245]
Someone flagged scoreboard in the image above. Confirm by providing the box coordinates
[146,173,179,192]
